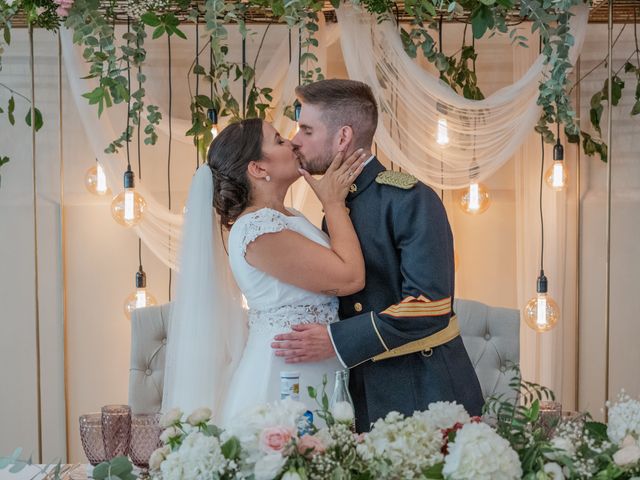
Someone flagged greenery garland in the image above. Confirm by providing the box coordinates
[1,0,639,187]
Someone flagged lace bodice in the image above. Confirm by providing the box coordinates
[228,208,339,330]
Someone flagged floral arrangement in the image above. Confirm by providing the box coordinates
[5,374,640,479]
[139,372,640,480]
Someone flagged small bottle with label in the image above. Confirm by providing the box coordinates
[280,371,300,401]
[330,370,355,430]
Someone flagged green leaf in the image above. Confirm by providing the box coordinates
[25,108,44,132]
[0,156,9,168]
[141,12,161,27]
[171,27,188,40]
[152,26,166,40]
[195,95,215,109]
[193,64,206,75]
[585,421,608,440]
[631,100,640,116]
[4,25,11,46]
[8,96,15,125]
[611,76,625,106]
[624,62,636,74]
[221,436,241,459]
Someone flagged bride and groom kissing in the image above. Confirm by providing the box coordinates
[162,79,484,433]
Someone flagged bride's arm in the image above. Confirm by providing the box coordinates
[245,149,368,296]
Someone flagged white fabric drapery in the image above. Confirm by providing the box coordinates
[336,2,589,190]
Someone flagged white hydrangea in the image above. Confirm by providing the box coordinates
[607,391,640,445]
[357,411,444,479]
[126,0,171,18]
[420,401,471,431]
[159,431,231,480]
[442,422,522,480]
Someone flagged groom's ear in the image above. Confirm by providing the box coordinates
[336,125,354,152]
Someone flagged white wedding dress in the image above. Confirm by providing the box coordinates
[220,207,342,424]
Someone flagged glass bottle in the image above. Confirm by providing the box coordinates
[330,370,355,430]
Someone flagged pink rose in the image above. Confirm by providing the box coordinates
[297,434,326,457]
[260,426,294,453]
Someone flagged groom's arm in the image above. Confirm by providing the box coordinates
[328,183,455,368]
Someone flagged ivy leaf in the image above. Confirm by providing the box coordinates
[631,100,640,116]
[624,62,636,74]
[195,95,215,109]
[611,76,625,106]
[471,5,493,39]
[8,96,15,125]
[152,26,166,40]
[193,64,206,75]
[25,108,44,132]
[141,12,161,27]
[3,25,10,46]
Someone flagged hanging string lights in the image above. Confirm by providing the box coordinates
[545,122,568,191]
[523,135,560,332]
[84,159,110,196]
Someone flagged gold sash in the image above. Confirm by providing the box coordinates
[371,316,460,362]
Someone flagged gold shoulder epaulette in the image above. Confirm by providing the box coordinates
[375,170,418,190]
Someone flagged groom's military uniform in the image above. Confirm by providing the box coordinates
[324,157,484,432]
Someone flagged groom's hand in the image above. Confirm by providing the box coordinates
[271,324,336,363]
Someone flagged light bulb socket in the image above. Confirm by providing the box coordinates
[293,100,301,122]
[469,161,480,181]
[536,271,548,294]
[436,101,448,116]
[124,169,135,189]
[207,107,218,125]
[136,268,147,289]
[553,142,564,161]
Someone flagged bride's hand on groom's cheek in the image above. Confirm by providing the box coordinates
[271,324,336,363]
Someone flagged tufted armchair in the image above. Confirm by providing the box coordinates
[128,299,519,413]
[128,303,172,414]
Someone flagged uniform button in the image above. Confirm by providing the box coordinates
[354,302,363,312]
[349,184,358,193]
[484,333,491,341]
[145,369,152,376]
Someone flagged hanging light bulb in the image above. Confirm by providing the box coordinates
[545,136,568,191]
[459,181,491,214]
[111,168,146,227]
[124,267,158,320]
[435,102,449,147]
[437,117,450,146]
[84,160,110,196]
[294,99,302,134]
[207,107,219,140]
[523,271,560,332]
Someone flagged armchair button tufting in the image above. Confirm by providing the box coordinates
[484,333,491,340]
[500,365,506,373]
[145,369,152,376]
[162,338,167,345]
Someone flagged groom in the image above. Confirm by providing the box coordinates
[271,79,484,432]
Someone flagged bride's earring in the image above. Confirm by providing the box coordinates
[265,175,271,182]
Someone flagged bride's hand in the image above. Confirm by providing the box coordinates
[298,148,368,207]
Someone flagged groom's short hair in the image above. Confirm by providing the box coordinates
[295,79,378,148]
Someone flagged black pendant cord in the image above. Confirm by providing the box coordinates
[298,27,302,87]
[288,28,292,64]
[137,29,144,272]
[125,18,132,172]
[195,13,200,169]
[168,33,173,301]
[242,18,247,118]
[539,134,545,274]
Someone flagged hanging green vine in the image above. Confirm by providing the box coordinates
[2,0,640,189]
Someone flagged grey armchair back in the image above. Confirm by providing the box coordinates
[129,299,519,413]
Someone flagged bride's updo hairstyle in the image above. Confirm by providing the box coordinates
[207,118,264,230]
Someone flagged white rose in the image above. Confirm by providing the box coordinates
[331,401,354,424]
[621,434,638,448]
[160,407,183,427]
[546,435,576,460]
[281,471,302,480]
[613,443,640,466]
[160,426,182,444]
[187,407,212,426]
[254,453,286,480]
[149,445,171,470]
[543,462,565,479]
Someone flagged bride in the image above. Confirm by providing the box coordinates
[162,117,368,422]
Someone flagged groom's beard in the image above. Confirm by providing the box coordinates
[299,146,335,175]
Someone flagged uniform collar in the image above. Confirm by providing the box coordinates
[347,156,385,202]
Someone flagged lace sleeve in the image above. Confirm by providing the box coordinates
[239,208,288,256]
